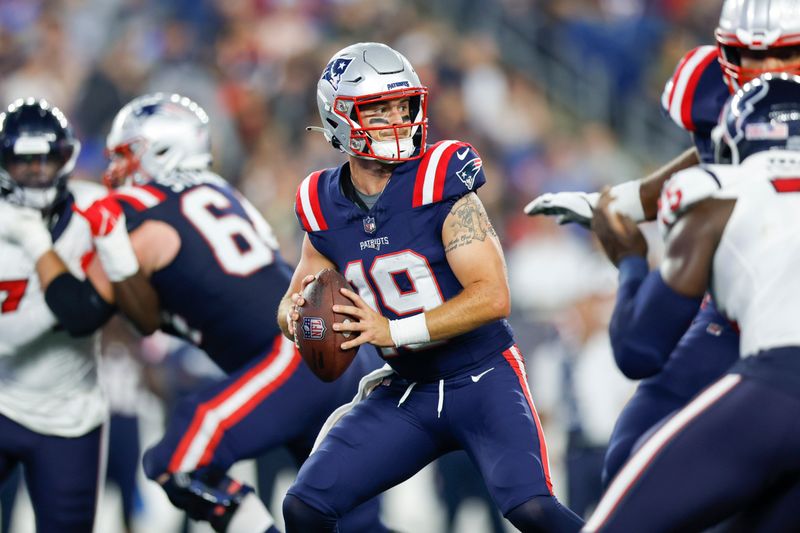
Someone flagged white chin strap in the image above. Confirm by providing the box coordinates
[371,137,415,160]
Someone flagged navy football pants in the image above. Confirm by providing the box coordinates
[603,303,740,485]
[106,414,140,529]
[143,333,387,532]
[586,363,800,532]
[0,415,104,533]
[287,346,579,530]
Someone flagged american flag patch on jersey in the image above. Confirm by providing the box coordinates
[745,122,788,140]
[302,317,327,340]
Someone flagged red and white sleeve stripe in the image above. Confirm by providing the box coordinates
[413,140,466,207]
[295,170,328,232]
[661,45,719,132]
[113,185,166,211]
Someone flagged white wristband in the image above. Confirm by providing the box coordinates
[94,219,139,282]
[389,313,430,347]
[609,180,645,222]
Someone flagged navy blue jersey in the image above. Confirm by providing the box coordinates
[295,140,515,381]
[114,171,292,374]
[660,45,731,163]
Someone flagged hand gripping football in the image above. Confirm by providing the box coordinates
[295,269,358,382]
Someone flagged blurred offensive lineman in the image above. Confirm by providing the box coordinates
[278,42,584,532]
[584,73,800,532]
[525,0,800,485]
[76,93,387,533]
[0,99,114,532]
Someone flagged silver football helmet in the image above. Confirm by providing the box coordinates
[313,42,428,163]
[716,0,800,90]
[104,93,211,187]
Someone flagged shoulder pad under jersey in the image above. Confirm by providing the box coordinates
[713,150,800,198]
[410,140,485,208]
[111,184,167,213]
[68,180,108,210]
[111,184,168,231]
[658,165,725,233]
[661,46,729,135]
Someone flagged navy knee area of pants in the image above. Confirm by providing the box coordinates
[142,445,165,481]
[283,494,338,533]
[505,495,584,533]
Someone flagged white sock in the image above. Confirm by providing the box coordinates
[225,492,276,533]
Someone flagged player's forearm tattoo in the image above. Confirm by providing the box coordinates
[444,193,498,253]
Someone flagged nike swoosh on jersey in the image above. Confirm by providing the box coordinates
[471,367,495,383]
[456,148,469,160]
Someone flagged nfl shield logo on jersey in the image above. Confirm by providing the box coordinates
[363,216,377,234]
[302,317,327,340]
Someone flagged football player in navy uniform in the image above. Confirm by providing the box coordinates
[524,0,800,486]
[76,93,387,533]
[583,72,800,532]
[0,99,116,532]
[277,42,584,533]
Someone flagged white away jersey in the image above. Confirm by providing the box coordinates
[695,151,800,356]
[0,180,108,436]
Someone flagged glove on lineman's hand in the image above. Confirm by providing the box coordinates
[523,191,599,228]
[73,195,124,237]
[73,196,139,281]
[0,201,53,261]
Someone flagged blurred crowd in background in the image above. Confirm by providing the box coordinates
[0,1,723,531]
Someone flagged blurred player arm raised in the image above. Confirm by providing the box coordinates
[277,234,337,340]
[110,220,176,335]
[593,189,731,378]
[76,196,166,335]
[0,201,115,336]
[524,147,699,225]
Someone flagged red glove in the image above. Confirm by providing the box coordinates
[72,196,124,237]
[73,195,138,282]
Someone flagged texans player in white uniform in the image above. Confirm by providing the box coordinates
[278,42,584,533]
[0,99,115,532]
[583,73,800,532]
[524,0,800,488]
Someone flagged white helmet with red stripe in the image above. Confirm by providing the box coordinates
[105,93,211,188]
[312,42,428,163]
[716,0,800,91]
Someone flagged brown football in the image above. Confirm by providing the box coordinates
[295,269,358,382]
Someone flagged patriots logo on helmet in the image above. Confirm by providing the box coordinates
[302,317,327,340]
[322,58,354,91]
[456,158,482,190]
